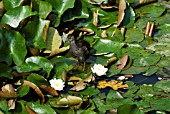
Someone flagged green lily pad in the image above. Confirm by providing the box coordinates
[136,3,165,18]
[0,63,12,79]
[27,73,49,86]
[3,0,24,10]
[25,56,53,77]
[21,18,50,49]
[46,0,75,27]
[125,28,144,43]
[32,1,52,19]
[0,28,27,65]
[1,6,37,28]
[117,104,144,114]
[121,66,149,74]
[27,102,56,114]
[0,99,9,114]
[17,86,30,97]
[133,54,161,66]
[150,97,170,112]
[154,80,170,93]
[14,62,41,73]
[91,39,125,55]
[62,0,89,22]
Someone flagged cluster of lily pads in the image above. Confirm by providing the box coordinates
[0,0,170,114]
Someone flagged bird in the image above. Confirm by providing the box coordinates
[66,34,90,63]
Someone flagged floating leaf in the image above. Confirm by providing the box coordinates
[117,104,144,114]
[97,80,128,90]
[8,99,15,110]
[117,0,126,26]
[133,54,161,66]
[137,3,165,18]
[0,84,17,98]
[44,27,69,56]
[27,102,56,114]
[154,80,170,93]
[91,39,125,55]
[79,86,100,96]
[25,106,37,114]
[25,56,53,77]
[17,85,30,97]
[57,95,82,106]
[46,0,75,27]
[32,1,52,19]
[22,80,45,104]
[0,28,27,65]
[1,6,37,28]
[0,63,12,79]
[2,0,24,10]
[70,81,86,91]
[12,100,28,114]
[27,73,49,86]
[39,85,58,96]
[125,28,144,43]
[62,0,89,22]
[117,55,129,70]
[121,66,149,74]
[21,18,50,49]
[14,63,41,73]
[150,97,170,112]
[0,99,9,114]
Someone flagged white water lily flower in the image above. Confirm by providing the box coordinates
[91,64,108,76]
[49,78,65,91]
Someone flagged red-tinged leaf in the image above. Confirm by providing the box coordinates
[117,0,126,26]
[117,55,129,70]
[39,85,58,96]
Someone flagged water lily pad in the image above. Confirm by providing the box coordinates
[91,39,125,55]
[21,18,50,49]
[133,54,161,66]
[154,80,170,93]
[125,28,144,43]
[1,6,37,28]
[136,3,165,18]
[46,0,75,27]
[27,102,56,114]
[25,56,53,77]
[0,28,27,65]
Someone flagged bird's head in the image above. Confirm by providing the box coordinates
[66,34,75,42]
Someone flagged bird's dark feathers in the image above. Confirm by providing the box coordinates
[66,35,90,62]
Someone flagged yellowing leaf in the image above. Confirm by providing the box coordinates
[39,85,58,96]
[70,81,86,91]
[97,80,128,90]
[44,27,69,56]
[117,0,126,26]
[57,95,82,106]
[8,99,15,110]
[0,84,17,98]
[22,80,45,104]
